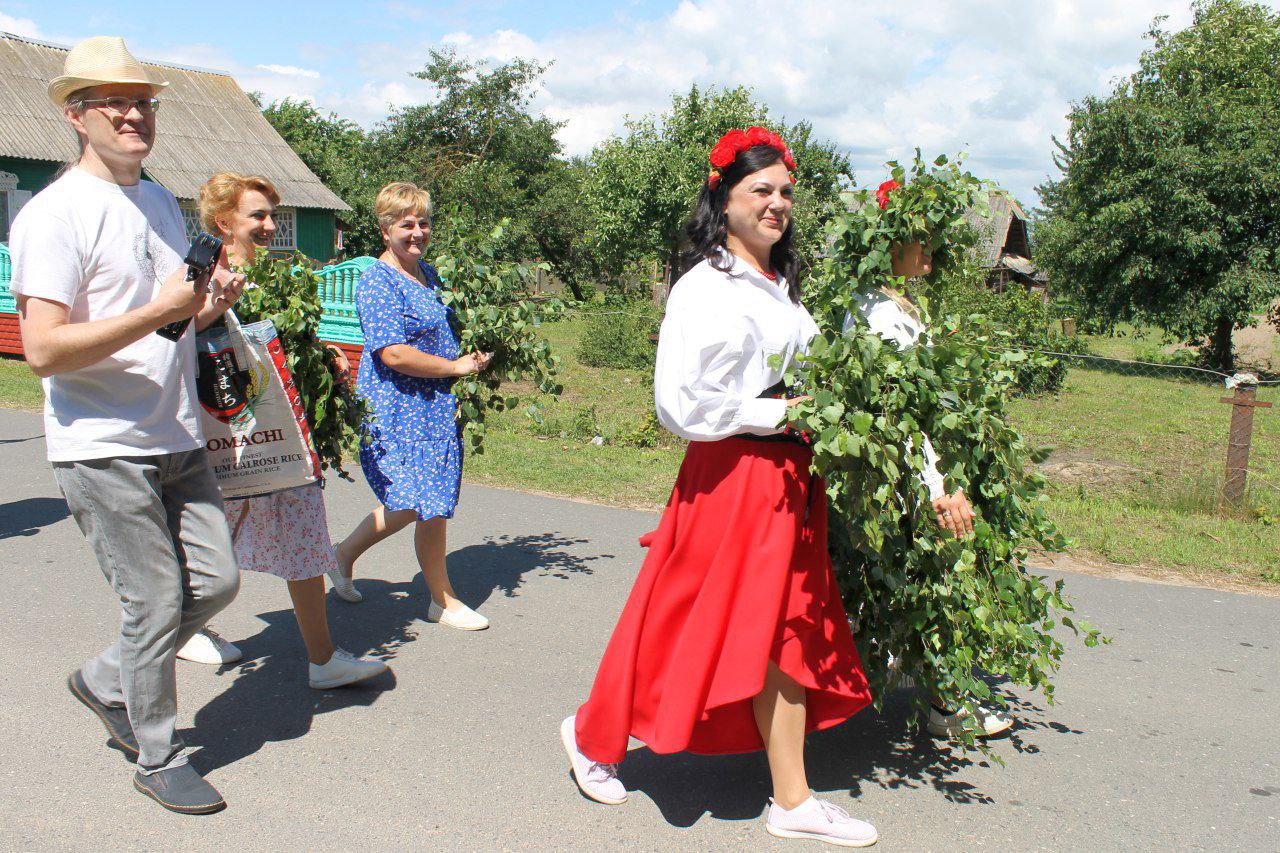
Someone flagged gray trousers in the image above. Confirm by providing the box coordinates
[53,449,240,770]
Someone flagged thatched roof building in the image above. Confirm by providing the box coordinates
[0,31,349,261]
[963,191,1049,295]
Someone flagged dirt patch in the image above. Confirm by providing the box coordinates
[1234,309,1279,374]
[1038,450,1144,489]
[1034,552,1280,598]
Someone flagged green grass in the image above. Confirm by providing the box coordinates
[0,355,43,410]
[3,318,1276,584]
[1008,367,1279,582]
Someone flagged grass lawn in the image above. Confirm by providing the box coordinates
[3,315,1276,585]
[472,315,1280,585]
[0,356,43,410]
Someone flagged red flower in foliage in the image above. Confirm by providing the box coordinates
[876,179,900,210]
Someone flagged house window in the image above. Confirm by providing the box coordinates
[179,202,202,242]
[177,202,297,252]
[0,171,30,244]
[269,208,297,251]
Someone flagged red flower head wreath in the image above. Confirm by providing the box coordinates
[707,126,797,190]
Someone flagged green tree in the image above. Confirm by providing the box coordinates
[1037,0,1280,371]
[582,85,854,285]
[374,49,593,298]
[258,97,385,258]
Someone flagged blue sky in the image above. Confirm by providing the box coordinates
[3,1,1270,206]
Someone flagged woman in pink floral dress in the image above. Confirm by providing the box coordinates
[176,173,386,689]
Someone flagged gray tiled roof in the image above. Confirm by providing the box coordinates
[0,32,349,211]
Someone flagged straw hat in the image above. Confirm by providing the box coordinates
[47,36,168,107]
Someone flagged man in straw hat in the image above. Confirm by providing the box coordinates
[9,36,245,815]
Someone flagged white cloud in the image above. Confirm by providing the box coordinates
[255,63,321,79]
[0,12,42,38]
[421,0,1244,204]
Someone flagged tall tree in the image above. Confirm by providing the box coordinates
[259,96,385,257]
[1037,0,1280,371]
[582,85,854,285]
[374,49,591,297]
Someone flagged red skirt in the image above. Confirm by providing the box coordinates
[574,436,871,763]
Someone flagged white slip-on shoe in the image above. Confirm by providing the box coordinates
[426,598,489,631]
[327,569,363,603]
[308,649,388,689]
[176,628,243,665]
[765,796,878,847]
[927,702,1014,738]
[560,716,627,805]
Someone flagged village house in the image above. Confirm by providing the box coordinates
[963,190,1050,298]
[0,31,353,355]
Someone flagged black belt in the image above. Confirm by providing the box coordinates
[737,381,807,447]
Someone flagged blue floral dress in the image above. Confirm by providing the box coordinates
[355,259,463,520]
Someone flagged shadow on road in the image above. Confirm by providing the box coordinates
[0,496,69,540]
[617,688,1083,828]
[0,434,42,445]
[446,532,609,608]
[185,533,605,773]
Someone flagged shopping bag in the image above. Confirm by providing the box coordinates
[195,311,321,498]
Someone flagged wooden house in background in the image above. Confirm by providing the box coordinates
[0,31,352,356]
[963,191,1050,298]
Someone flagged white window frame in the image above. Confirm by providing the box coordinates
[0,172,29,244]
[177,202,297,252]
[269,207,297,251]
[179,201,202,242]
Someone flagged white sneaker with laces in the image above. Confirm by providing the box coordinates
[176,628,243,665]
[927,702,1014,738]
[560,715,627,805]
[327,569,363,603]
[308,649,388,689]
[765,796,878,847]
[426,598,489,631]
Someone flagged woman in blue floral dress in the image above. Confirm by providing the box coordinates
[331,182,492,630]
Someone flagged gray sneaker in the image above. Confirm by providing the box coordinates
[133,764,226,815]
[67,670,138,757]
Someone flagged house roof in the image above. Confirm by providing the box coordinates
[0,32,349,211]
[963,191,1030,268]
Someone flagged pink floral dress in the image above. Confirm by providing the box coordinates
[222,482,337,581]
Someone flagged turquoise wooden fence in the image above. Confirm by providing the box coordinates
[316,255,374,346]
[0,244,13,314]
[0,246,373,348]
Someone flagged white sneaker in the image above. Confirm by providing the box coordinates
[327,569,363,603]
[426,598,489,631]
[560,716,627,805]
[176,628,243,665]
[308,648,388,689]
[927,702,1014,738]
[765,796,878,847]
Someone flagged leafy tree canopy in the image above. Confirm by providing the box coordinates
[1036,0,1280,371]
[259,96,385,260]
[582,85,855,284]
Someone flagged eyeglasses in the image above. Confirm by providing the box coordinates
[77,97,161,115]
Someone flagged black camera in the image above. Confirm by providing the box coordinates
[156,232,224,341]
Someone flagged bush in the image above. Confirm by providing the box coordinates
[922,254,1085,395]
[575,301,659,370]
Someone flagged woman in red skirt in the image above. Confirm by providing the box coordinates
[560,128,877,848]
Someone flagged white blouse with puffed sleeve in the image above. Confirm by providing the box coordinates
[654,252,818,442]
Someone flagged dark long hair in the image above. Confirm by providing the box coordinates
[678,144,800,302]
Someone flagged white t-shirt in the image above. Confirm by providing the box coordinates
[9,168,202,461]
[654,252,818,441]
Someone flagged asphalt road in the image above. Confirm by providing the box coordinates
[0,407,1276,851]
